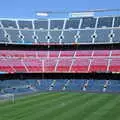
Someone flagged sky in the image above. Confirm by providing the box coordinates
[0,0,120,19]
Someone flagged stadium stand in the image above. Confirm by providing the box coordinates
[1,79,120,94]
[0,16,120,44]
[1,12,120,95]
[0,50,120,73]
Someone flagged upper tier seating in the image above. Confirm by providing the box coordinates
[0,16,120,44]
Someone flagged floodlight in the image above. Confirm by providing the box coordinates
[69,12,94,17]
[36,12,48,17]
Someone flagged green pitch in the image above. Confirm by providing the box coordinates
[0,92,120,120]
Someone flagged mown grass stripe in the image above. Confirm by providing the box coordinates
[34,93,91,120]
[0,92,120,120]
[39,93,98,120]
[70,94,118,120]
[0,92,65,114]
[43,93,96,120]
[51,93,102,120]
[96,95,120,120]
[0,92,67,120]
[82,95,120,120]
[7,93,81,120]
[0,92,50,106]
[16,93,86,120]
[17,93,84,120]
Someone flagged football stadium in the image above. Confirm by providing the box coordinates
[1,8,120,120]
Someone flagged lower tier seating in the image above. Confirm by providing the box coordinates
[0,79,120,94]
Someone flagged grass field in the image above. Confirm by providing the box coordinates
[0,92,120,120]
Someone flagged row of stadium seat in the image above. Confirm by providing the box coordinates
[1,16,120,29]
[0,80,120,94]
[0,29,120,44]
[0,50,120,73]
[0,50,120,57]
[0,16,120,44]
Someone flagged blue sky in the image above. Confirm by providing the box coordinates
[0,0,120,18]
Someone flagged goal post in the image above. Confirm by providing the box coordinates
[0,94,15,104]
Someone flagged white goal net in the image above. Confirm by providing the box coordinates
[0,94,15,103]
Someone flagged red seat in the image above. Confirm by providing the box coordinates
[71,58,89,73]
[0,66,14,73]
[111,50,120,56]
[23,58,42,72]
[89,58,108,72]
[93,50,109,57]
[60,51,74,57]
[44,58,57,72]
[75,50,92,57]
[49,51,59,57]
[109,58,120,72]
[0,50,120,73]
[37,51,48,57]
[56,58,72,72]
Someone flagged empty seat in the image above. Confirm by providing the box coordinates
[97,17,113,28]
[93,50,110,57]
[60,51,74,57]
[37,51,48,57]
[35,31,48,43]
[20,30,35,44]
[34,20,48,29]
[90,58,108,72]
[1,20,17,28]
[62,30,77,44]
[0,29,9,43]
[49,31,62,44]
[65,19,80,29]
[87,80,105,92]
[23,58,42,72]
[114,17,120,27]
[7,58,26,72]
[44,58,57,72]
[6,30,23,43]
[71,58,89,72]
[77,30,94,43]
[18,20,33,29]
[24,51,36,57]
[81,17,96,29]
[56,58,72,72]
[0,66,14,73]
[94,29,111,43]
[50,20,64,29]
[68,80,85,91]
[111,50,120,56]
[109,58,120,72]
[49,51,59,57]
[0,58,23,73]
[75,50,92,56]
[112,29,120,43]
